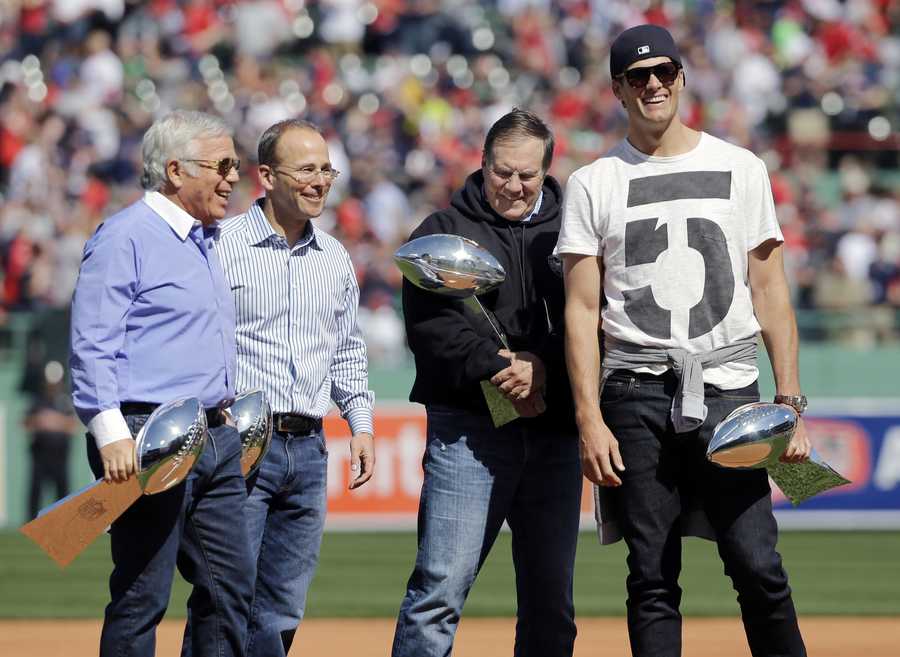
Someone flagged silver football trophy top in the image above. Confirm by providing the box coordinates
[394,234,506,298]
[706,401,851,505]
[21,396,210,567]
[707,402,798,468]
[136,397,209,494]
[394,233,521,427]
[227,389,274,476]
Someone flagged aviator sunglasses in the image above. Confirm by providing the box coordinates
[184,157,241,176]
[619,62,681,89]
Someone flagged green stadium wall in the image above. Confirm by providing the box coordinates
[2,338,899,529]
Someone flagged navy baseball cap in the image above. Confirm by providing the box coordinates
[610,24,682,78]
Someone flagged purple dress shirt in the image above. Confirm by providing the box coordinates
[70,194,236,448]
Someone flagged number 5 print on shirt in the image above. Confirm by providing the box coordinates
[622,171,734,340]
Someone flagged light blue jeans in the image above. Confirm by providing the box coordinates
[244,428,329,657]
[392,407,582,657]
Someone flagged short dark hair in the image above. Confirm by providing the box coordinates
[257,118,322,166]
[483,109,554,172]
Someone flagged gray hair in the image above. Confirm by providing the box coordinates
[257,118,322,167]
[141,110,232,191]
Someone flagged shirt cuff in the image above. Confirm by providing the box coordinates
[88,408,133,450]
[345,407,374,437]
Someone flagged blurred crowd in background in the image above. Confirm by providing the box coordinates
[1,0,898,365]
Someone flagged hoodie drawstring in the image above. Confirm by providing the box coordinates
[506,223,528,309]
[520,223,527,303]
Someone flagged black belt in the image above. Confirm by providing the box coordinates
[272,413,322,435]
[120,401,225,428]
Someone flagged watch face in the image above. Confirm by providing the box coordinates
[776,395,807,413]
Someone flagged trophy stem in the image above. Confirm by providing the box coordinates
[458,296,520,427]
[20,477,142,568]
[465,296,510,350]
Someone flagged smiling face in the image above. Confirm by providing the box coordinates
[613,56,683,131]
[260,127,333,222]
[482,136,546,222]
[170,135,239,225]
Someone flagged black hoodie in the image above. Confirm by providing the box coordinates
[402,170,573,426]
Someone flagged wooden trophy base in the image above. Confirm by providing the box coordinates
[20,477,142,568]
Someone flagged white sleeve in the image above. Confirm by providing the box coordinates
[743,156,784,251]
[88,408,133,450]
[556,172,604,256]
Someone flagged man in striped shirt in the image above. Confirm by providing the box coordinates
[214,119,375,657]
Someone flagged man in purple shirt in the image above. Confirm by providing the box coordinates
[70,110,255,657]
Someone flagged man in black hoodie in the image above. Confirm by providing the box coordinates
[391,110,581,657]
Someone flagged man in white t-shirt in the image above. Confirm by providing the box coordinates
[557,24,810,657]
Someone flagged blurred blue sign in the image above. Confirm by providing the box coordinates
[774,408,900,528]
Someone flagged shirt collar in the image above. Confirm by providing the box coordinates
[142,191,203,241]
[246,198,320,250]
[523,191,543,222]
[479,187,544,223]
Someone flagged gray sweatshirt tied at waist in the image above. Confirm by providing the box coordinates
[602,337,759,433]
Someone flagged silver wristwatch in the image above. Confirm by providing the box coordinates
[774,394,807,415]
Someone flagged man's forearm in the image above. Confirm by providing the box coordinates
[565,306,604,428]
[755,284,801,395]
[750,241,802,396]
[563,254,607,429]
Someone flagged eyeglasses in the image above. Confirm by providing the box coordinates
[618,62,681,89]
[185,157,241,176]
[273,166,341,184]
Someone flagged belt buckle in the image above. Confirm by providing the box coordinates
[274,414,288,433]
[277,414,309,434]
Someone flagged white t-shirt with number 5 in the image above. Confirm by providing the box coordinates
[556,132,783,389]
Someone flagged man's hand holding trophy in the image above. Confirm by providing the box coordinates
[20,392,273,567]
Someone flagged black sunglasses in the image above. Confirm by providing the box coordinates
[185,157,241,176]
[619,62,681,89]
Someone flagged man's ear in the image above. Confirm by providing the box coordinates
[258,164,276,192]
[165,159,185,190]
[611,78,623,102]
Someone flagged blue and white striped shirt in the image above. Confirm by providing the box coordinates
[217,199,374,435]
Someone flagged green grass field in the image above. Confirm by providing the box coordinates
[1,530,898,619]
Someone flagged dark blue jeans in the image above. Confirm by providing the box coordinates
[392,408,582,657]
[87,413,255,657]
[243,429,329,657]
[601,370,806,657]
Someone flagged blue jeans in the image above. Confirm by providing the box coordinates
[86,414,255,657]
[601,371,806,657]
[392,408,582,657]
[243,429,329,657]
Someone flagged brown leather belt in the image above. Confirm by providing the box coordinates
[272,413,322,435]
